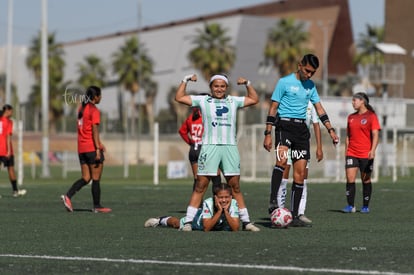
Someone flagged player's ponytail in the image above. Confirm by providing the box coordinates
[78,86,101,119]
[353,92,375,113]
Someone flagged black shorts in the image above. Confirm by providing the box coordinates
[275,118,310,161]
[345,156,374,174]
[189,144,202,164]
[0,155,14,167]
[79,151,105,165]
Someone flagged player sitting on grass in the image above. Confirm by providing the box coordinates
[144,183,239,231]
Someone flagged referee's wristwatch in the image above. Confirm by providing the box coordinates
[264,130,272,136]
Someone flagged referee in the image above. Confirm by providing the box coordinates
[263,54,339,227]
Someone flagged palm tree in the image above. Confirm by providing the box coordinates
[264,17,309,77]
[0,73,18,108]
[26,32,66,133]
[77,54,107,88]
[112,36,153,135]
[188,23,236,82]
[353,24,384,66]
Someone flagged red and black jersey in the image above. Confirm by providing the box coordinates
[346,111,381,158]
[178,109,203,145]
[0,116,13,156]
[77,104,100,153]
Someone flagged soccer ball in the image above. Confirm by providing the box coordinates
[270,207,293,228]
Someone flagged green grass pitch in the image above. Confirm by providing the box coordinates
[0,166,413,274]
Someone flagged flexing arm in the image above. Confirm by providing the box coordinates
[175,74,197,106]
[237,77,259,107]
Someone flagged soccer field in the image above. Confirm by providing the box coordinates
[0,168,413,274]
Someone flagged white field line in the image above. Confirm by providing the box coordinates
[0,254,413,275]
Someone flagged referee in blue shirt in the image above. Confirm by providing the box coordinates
[263,54,339,227]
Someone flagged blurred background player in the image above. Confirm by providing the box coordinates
[178,106,221,192]
[144,183,239,231]
[0,104,27,197]
[276,102,323,225]
[61,86,111,213]
[342,92,380,214]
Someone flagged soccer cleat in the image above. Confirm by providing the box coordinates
[61,195,73,212]
[180,222,192,231]
[144,217,160,228]
[342,205,356,213]
[93,207,112,213]
[360,207,370,214]
[290,217,312,227]
[298,215,312,224]
[243,222,260,232]
[268,205,277,215]
[13,189,27,197]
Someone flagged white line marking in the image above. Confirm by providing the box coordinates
[0,254,412,275]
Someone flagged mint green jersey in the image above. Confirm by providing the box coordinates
[191,95,245,145]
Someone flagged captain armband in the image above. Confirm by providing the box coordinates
[319,113,330,124]
[266,116,276,125]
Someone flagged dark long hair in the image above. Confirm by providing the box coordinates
[212,183,232,197]
[78,86,101,119]
[0,104,13,117]
[353,92,375,113]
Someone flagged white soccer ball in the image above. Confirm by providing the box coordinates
[271,207,293,228]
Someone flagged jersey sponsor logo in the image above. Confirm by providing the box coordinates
[216,106,229,116]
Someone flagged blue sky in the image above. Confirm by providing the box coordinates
[0,0,384,46]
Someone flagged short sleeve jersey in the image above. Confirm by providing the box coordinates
[190,95,245,145]
[178,111,203,145]
[346,111,381,158]
[271,73,320,119]
[0,116,13,156]
[198,197,239,231]
[77,104,100,153]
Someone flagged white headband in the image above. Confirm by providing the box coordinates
[209,75,229,85]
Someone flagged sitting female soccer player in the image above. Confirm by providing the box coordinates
[144,183,239,231]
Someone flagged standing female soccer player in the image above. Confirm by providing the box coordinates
[0,104,27,197]
[175,73,260,232]
[61,86,111,213]
[342,92,380,213]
